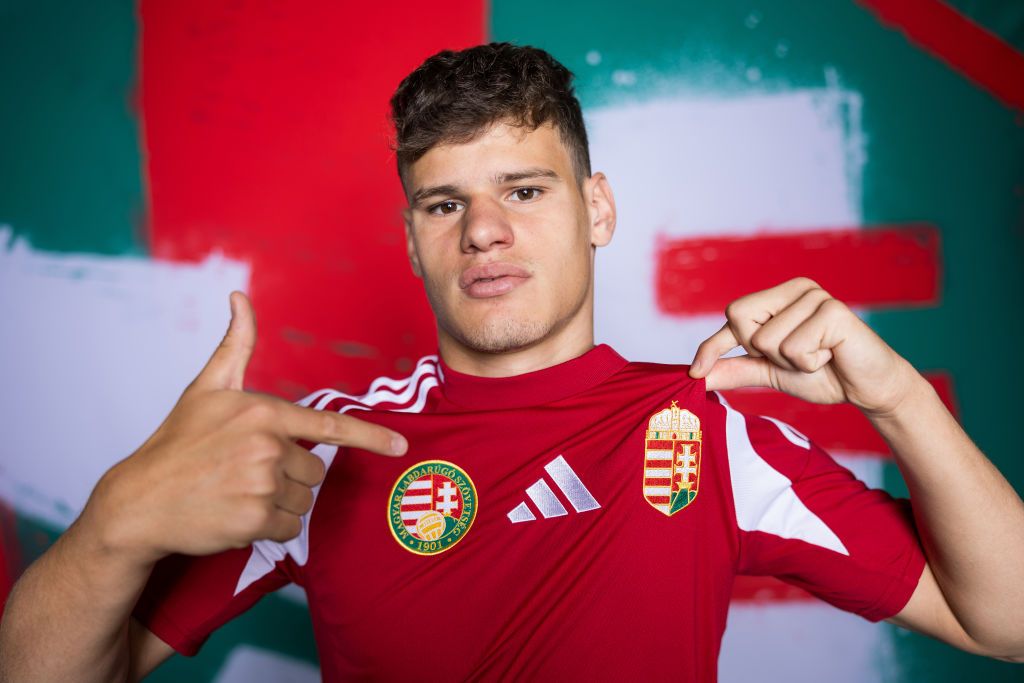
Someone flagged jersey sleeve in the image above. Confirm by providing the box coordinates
[712,392,927,622]
[132,545,297,656]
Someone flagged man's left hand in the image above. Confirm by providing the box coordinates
[688,276,920,417]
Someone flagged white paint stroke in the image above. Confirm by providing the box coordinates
[0,227,249,528]
[275,583,309,607]
[214,645,319,683]
[720,601,894,683]
[586,85,865,365]
[833,453,885,489]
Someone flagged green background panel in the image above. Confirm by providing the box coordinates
[0,0,145,255]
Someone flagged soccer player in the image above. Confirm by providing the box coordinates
[2,42,1023,682]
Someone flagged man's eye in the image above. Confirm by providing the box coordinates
[509,188,542,202]
[429,200,463,216]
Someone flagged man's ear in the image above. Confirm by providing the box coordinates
[402,209,423,278]
[585,172,616,248]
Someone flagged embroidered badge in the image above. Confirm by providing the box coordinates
[643,401,702,516]
[388,460,478,555]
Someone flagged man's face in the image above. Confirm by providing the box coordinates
[402,121,615,359]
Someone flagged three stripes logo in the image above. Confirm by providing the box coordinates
[507,455,600,524]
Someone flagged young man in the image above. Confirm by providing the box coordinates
[2,42,1023,681]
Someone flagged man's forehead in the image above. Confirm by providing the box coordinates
[407,121,573,193]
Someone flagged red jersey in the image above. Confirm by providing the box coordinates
[134,345,926,681]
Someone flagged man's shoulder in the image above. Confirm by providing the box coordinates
[610,356,706,392]
[598,357,712,424]
[619,357,699,376]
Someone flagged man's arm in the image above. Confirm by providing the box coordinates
[0,292,407,681]
[128,619,176,682]
[0,511,173,682]
[872,373,1024,662]
[690,277,1024,661]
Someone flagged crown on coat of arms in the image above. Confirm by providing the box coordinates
[646,400,701,438]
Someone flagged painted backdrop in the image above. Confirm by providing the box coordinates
[2,0,1022,680]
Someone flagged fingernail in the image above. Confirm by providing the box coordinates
[391,435,408,456]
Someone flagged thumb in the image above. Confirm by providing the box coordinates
[697,355,771,393]
[193,291,257,392]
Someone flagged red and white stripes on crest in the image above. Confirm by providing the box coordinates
[233,356,440,596]
[643,441,675,512]
[401,474,464,538]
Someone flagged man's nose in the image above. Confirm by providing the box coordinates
[460,198,514,253]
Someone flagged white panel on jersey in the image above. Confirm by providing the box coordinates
[761,416,811,450]
[234,365,438,596]
[717,392,849,556]
[525,479,568,519]
[507,502,537,524]
[309,357,439,411]
[544,455,601,513]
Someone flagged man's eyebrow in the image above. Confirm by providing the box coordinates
[412,184,461,204]
[492,167,562,185]
[410,168,563,205]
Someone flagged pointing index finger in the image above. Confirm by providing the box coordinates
[280,402,408,456]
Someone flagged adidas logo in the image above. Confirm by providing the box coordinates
[507,455,601,523]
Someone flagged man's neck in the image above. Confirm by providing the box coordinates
[438,320,595,378]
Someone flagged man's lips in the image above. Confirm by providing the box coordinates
[459,262,531,299]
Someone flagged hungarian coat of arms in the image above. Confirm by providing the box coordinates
[643,401,702,516]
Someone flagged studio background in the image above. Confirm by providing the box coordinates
[1,0,1022,680]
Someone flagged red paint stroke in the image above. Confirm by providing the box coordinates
[656,225,941,316]
[719,371,958,457]
[856,0,1024,111]
[140,1,484,397]
[0,502,18,615]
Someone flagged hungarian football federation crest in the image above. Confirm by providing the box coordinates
[643,401,702,516]
[388,460,477,556]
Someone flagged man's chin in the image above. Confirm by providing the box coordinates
[446,318,551,355]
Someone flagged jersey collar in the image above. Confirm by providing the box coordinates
[436,344,629,410]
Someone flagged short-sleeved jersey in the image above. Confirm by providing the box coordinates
[133,345,926,681]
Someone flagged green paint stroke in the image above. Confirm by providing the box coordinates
[0,0,146,256]
[493,1,1024,681]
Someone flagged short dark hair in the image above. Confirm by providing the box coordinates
[389,42,591,193]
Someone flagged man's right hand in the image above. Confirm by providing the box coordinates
[83,290,408,564]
